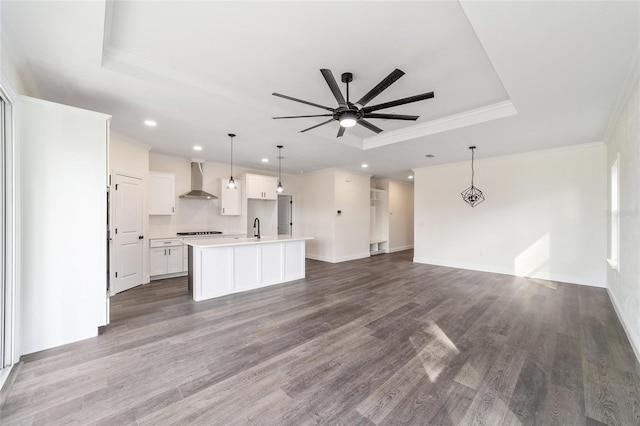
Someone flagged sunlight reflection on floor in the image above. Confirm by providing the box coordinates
[411,319,460,383]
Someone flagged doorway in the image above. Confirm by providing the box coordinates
[278,194,293,235]
[112,173,144,294]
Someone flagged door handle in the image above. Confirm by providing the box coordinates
[138,235,144,239]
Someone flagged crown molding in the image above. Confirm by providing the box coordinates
[362,100,518,150]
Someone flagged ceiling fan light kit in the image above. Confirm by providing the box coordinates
[272,68,434,138]
[339,111,357,128]
[461,146,485,207]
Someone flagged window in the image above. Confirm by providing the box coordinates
[608,155,620,270]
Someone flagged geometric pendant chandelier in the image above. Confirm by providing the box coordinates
[461,145,485,207]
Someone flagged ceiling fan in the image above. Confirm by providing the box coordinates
[272,68,434,138]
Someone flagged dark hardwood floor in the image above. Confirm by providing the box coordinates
[1,250,639,425]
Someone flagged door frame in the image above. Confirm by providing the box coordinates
[277,193,295,236]
[110,170,145,296]
[0,79,16,388]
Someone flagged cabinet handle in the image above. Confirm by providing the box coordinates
[169,248,171,255]
[164,249,167,255]
[222,207,225,213]
[172,206,175,213]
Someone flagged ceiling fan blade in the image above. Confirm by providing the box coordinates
[273,114,333,119]
[337,126,346,138]
[355,68,405,107]
[363,91,435,113]
[272,93,334,111]
[300,119,335,133]
[320,69,347,106]
[364,113,419,121]
[357,119,383,134]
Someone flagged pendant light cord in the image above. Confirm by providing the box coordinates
[230,135,234,178]
[471,147,475,187]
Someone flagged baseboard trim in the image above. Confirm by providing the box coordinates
[412,257,606,288]
[0,362,20,406]
[607,288,640,364]
[388,245,413,253]
[150,271,187,281]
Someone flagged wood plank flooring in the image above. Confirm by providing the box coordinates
[1,250,639,425]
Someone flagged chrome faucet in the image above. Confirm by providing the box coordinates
[253,217,261,239]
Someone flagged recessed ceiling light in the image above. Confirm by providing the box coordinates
[193,146,202,151]
[361,163,368,168]
[408,175,414,179]
[261,158,269,163]
[144,120,157,127]
[425,154,435,158]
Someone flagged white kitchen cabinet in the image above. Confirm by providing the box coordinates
[187,237,311,302]
[19,96,110,354]
[245,173,278,200]
[220,178,242,215]
[149,171,176,215]
[150,238,184,277]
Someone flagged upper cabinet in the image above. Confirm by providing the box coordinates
[245,173,278,200]
[149,171,176,215]
[220,178,242,215]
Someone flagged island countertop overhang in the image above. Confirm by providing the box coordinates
[185,235,313,248]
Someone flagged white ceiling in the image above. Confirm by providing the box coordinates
[2,1,638,181]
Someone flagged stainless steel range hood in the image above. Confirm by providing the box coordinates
[179,162,218,200]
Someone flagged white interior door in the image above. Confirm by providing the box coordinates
[113,174,143,294]
[278,195,292,235]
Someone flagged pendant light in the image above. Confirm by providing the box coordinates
[276,145,284,193]
[461,146,485,207]
[226,133,236,189]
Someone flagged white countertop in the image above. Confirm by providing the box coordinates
[149,232,246,240]
[185,235,313,248]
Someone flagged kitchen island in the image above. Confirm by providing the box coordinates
[185,235,313,301]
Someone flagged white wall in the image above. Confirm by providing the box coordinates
[296,168,370,263]
[18,96,109,354]
[0,26,29,96]
[109,133,151,283]
[414,143,607,287]
[605,56,640,361]
[388,180,414,252]
[296,169,335,261]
